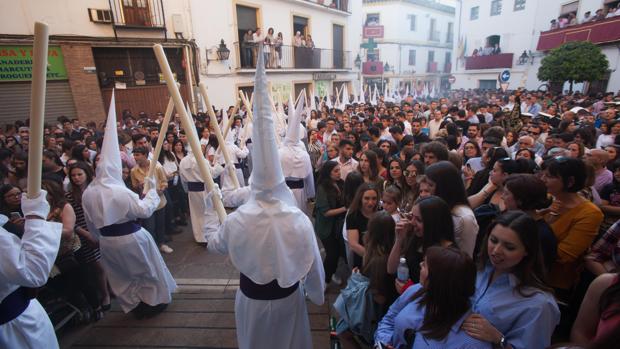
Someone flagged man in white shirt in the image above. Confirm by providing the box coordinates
[336,139,358,181]
[428,109,444,139]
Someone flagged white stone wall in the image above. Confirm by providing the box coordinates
[192,0,363,108]
[452,0,620,92]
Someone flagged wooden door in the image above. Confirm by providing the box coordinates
[122,0,151,26]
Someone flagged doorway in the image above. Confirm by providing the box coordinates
[293,16,309,38]
[333,24,344,69]
[236,5,258,68]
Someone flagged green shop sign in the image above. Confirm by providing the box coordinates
[0,45,68,82]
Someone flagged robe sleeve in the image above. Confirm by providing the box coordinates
[207,217,230,255]
[0,220,62,291]
[128,188,160,219]
[303,239,325,305]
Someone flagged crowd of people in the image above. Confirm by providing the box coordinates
[241,27,318,68]
[2,84,620,348]
[550,6,620,29]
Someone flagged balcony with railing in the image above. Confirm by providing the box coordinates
[465,53,513,70]
[234,43,351,71]
[299,0,350,12]
[108,0,166,30]
[537,16,620,51]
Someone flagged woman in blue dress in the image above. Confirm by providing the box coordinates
[461,211,560,349]
[375,246,490,349]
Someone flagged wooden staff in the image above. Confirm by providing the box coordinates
[27,22,49,198]
[199,82,240,189]
[222,98,241,141]
[267,93,282,146]
[144,96,175,193]
[153,44,227,222]
[239,90,254,122]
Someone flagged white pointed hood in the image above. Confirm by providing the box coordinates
[82,90,160,229]
[222,45,319,288]
[249,46,293,203]
[284,93,304,146]
[95,90,123,185]
[342,84,350,106]
[326,90,333,109]
[371,83,378,106]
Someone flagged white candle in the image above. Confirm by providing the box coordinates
[27,22,49,198]
[239,90,254,122]
[199,82,240,189]
[144,96,174,193]
[221,98,240,142]
[153,44,227,222]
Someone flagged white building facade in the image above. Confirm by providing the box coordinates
[452,0,620,93]
[0,0,363,124]
[361,0,456,95]
[193,0,363,110]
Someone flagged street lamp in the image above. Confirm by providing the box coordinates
[355,54,361,69]
[216,39,230,61]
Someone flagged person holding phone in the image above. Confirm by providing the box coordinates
[0,184,25,237]
[375,246,489,349]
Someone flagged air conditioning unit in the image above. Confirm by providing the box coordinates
[88,8,112,23]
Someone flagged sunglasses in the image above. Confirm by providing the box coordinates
[403,170,417,177]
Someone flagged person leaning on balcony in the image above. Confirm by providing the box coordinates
[275,32,283,68]
[252,27,264,66]
[242,29,254,68]
[293,31,303,47]
[305,35,315,49]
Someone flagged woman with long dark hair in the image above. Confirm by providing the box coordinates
[172,139,187,164]
[314,160,347,286]
[425,161,479,257]
[359,150,384,188]
[462,211,560,349]
[66,162,111,317]
[159,141,184,228]
[0,184,24,236]
[346,182,380,269]
[337,211,398,348]
[388,196,455,287]
[400,160,424,213]
[385,157,405,191]
[375,246,485,348]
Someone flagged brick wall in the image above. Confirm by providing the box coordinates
[61,44,106,123]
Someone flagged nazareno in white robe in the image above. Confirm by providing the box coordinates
[206,43,325,349]
[82,186,177,313]
[179,155,224,243]
[81,90,176,314]
[208,196,325,349]
[278,142,315,214]
[0,218,62,349]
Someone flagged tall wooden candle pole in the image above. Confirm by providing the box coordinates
[239,90,254,122]
[216,98,240,157]
[144,96,175,193]
[199,82,240,189]
[153,44,226,222]
[27,22,49,198]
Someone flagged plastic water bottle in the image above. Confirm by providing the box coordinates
[397,257,409,282]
